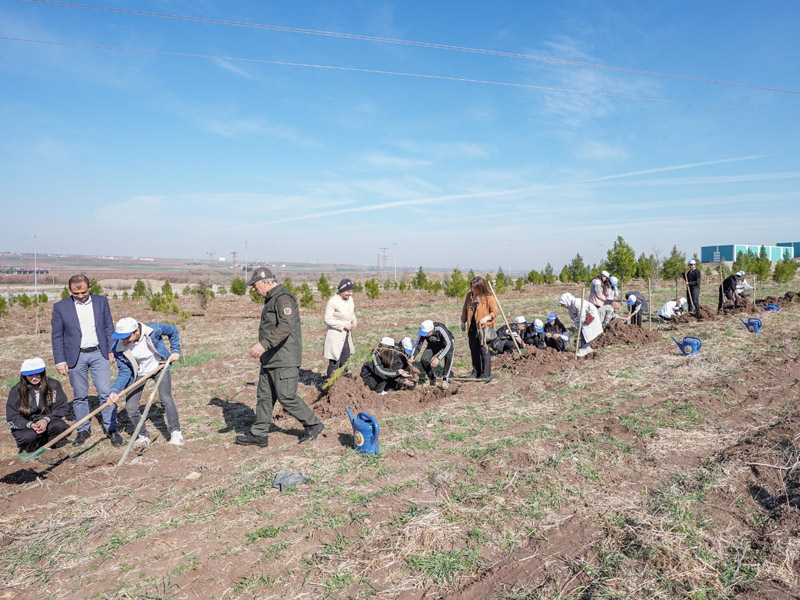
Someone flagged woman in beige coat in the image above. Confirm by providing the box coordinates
[323,279,357,377]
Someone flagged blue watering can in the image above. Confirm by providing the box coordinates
[672,336,702,355]
[345,407,380,455]
[760,303,780,312]
[740,317,762,333]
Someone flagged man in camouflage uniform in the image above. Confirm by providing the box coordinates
[235,267,324,448]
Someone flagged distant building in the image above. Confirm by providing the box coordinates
[777,242,800,260]
[15,268,49,275]
[701,244,793,263]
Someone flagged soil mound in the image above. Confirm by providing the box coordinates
[592,318,661,349]
[309,373,455,420]
[692,305,719,321]
[721,298,760,315]
[493,347,574,377]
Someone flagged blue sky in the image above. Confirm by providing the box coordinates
[2,0,799,274]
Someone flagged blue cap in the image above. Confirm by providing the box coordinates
[627,297,636,305]
[547,312,557,322]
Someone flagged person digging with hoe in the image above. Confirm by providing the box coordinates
[237,267,324,448]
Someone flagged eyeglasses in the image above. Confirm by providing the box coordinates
[471,277,480,283]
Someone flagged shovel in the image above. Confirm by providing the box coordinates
[18,363,168,463]
[118,357,175,467]
[450,376,493,383]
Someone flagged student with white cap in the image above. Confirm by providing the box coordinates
[522,318,547,350]
[489,315,527,355]
[658,298,687,321]
[559,292,602,356]
[684,259,701,314]
[6,358,69,452]
[588,271,611,309]
[359,337,415,394]
[108,317,184,446]
[623,291,648,327]
[413,319,455,389]
[735,272,754,297]
[718,272,742,312]
[543,312,570,351]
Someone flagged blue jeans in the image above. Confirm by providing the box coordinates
[68,349,117,433]
[123,370,180,438]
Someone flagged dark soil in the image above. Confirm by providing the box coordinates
[591,318,662,349]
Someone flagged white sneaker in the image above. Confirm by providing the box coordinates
[576,346,593,358]
[133,435,150,447]
[168,431,184,446]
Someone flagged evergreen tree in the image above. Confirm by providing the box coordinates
[411,267,428,290]
[605,236,636,280]
[467,269,476,282]
[89,278,103,295]
[298,282,316,308]
[282,277,296,295]
[559,265,572,283]
[230,277,247,296]
[317,274,333,299]
[0,296,7,317]
[566,253,589,283]
[526,269,543,285]
[493,273,508,294]
[751,246,772,280]
[443,268,470,298]
[122,291,129,301]
[543,263,555,284]
[426,280,442,295]
[514,277,524,291]
[634,252,653,280]
[60,286,70,300]
[365,278,381,299]
[496,266,507,287]
[161,280,174,301]
[661,245,686,282]
[773,250,798,283]
[132,279,148,301]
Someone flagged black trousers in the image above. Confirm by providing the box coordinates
[545,336,568,352]
[718,288,736,311]
[420,348,454,382]
[630,311,643,327]
[688,285,701,312]
[468,331,491,378]
[12,418,69,452]
[326,338,352,378]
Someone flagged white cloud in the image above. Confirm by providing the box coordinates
[362,152,431,170]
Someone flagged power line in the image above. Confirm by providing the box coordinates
[17,0,800,96]
[3,35,799,118]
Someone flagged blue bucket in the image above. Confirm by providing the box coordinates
[345,407,380,455]
[672,336,702,355]
[740,317,762,334]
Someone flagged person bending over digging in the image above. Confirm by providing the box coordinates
[360,337,415,394]
[558,293,602,357]
[658,298,687,322]
[413,319,455,389]
[718,272,741,313]
[622,291,648,328]
[237,267,324,448]
[6,358,69,453]
[543,312,570,351]
[108,317,184,447]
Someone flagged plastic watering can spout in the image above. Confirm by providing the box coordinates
[345,406,355,425]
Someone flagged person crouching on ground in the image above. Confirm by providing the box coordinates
[543,312,570,351]
[558,293,602,357]
[460,276,497,379]
[414,319,455,389]
[108,317,184,447]
[323,278,357,379]
[623,291,648,327]
[360,337,415,394]
[6,358,69,452]
[490,316,527,355]
[658,297,686,322]
[523,318,547,350]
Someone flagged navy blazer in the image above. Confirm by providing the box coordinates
[51,294,114,368]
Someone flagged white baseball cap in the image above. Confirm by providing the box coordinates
[380,336,396,347]
[514,315,526,324]
[679,297,687,306]
[401,337,414,355]
[601,270,610,278]
[533,319,544,332]
[688,259,697,265]
[610,276,618,286]
[20,357,46,376]
[418,320,434,336]
[112,317,139,339]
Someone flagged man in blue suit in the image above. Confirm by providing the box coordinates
[51,274,122,446]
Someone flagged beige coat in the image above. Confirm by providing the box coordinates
[322,294,356,360]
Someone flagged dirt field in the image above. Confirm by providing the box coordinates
[1,283,799,599]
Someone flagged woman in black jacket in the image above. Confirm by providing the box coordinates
[6,358,69,452]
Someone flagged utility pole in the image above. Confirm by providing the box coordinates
[507,243,512,279]
[32,234,38,335]
[380,247,388,279]
[231,251,238,278]
[244,241,248,283]
[207,252,214,287]
[392,243,398,282]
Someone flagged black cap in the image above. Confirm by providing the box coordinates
[337,278,355,294]
[246,267,275,286]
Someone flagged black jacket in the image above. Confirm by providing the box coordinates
[722,275,739,293]
[6,378,68,430]
[685,269,701,288]
[414,322,455,359]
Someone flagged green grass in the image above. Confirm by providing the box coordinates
[172,349,219,369]
[246,525,285,544]
[406,549,481,585]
